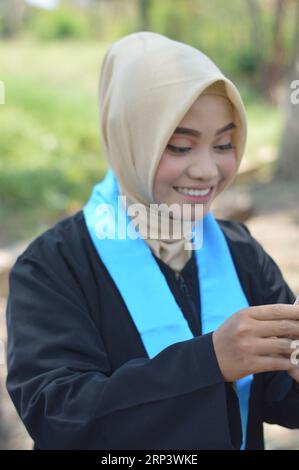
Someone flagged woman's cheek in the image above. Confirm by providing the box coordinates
[157,154,184,183]
[220,152,238,178]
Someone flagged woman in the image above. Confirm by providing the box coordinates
[6,31,299,450]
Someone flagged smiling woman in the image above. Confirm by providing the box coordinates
[5,31,299,452]
[153,90,238,219]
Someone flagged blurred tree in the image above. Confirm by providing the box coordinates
[260,0,287,103]
[138,0,151,30]
[246,0,263,55]
[0,0,27,38]
[246,0,298,103]
[288,0,299,75]
[274,57,299,180]
[29,4,90,40]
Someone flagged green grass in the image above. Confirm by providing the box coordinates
[0,40,110,245]
[0,40,283,246]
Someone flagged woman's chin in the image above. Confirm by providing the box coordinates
[151,195,212,221]
[168,202,209,222]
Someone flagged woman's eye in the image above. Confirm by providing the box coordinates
[166,142,235,154]
[167,144,192,154]
[214,143,234,151]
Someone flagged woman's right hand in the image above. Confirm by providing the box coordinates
[212,304,299,382]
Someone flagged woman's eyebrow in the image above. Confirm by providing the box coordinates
[174,122,237,137]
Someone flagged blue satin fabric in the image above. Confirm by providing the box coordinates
[83,169,253,449]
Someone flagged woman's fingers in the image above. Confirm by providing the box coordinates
[250,304,299,321]
[254,355,292,374]
[255,319,299,339]
[213,305,299,381]
[254,337,295,357]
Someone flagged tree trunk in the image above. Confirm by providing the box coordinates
[246,0,263,54]
[138,0,151,31]
[0,0,26,38]
[287,0,299,76]
[274,49,299,180]
[260,0,287,103]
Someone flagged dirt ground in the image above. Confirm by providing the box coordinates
[1,179,299,450]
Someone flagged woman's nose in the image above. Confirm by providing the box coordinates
[186,149,219,181]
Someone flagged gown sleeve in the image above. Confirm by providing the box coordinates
[239,222,299,429]
[5,240,241,450]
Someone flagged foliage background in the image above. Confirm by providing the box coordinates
[1,0,298,244]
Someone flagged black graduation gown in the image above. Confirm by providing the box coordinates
[5,210,299,450]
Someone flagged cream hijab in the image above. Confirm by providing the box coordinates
[98,32,247,277]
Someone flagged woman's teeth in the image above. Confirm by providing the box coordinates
[175,187,212,196]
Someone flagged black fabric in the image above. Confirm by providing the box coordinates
[154,252,241,449]
[153,253,202,336]
[5,210,299,450]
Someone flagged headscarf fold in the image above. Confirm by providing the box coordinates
[98,32,247,275]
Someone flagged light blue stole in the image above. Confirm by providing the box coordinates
[83,169,253,449]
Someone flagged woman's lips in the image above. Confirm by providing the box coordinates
[173,186,216,203]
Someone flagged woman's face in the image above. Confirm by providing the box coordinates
[153,94,238,221]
